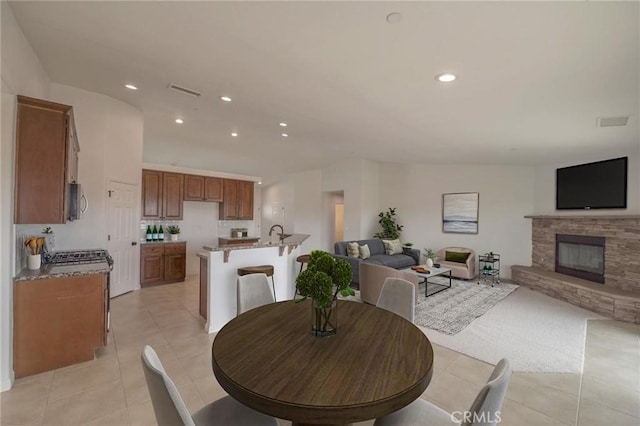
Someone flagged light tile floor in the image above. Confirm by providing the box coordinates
[1,275,638,426]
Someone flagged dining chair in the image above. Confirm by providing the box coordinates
[376,277,416,323]
[237,273,275,315]
[141,345,277,426]
[374,358,512,426]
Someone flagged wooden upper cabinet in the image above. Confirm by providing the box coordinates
[220,179,239,219]
[219,179,254,220]
[141,170,163,218]
[141,170,183,219]
[184,175,205,201]
[184,175,223,202]
[14,96,73,224]
[238,180,254,220]
[204,177,223,202]
[162,172,184,219]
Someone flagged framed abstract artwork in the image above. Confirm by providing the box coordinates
[442,192,479,234]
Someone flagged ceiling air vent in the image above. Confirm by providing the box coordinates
[168,83,202,97]
[597,116,629,127]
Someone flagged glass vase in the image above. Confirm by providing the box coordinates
[311,299,337,337]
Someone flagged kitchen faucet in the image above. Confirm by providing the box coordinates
[268,224,285,239]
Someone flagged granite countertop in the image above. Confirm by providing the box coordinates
[14,261,112,282]
[203,233,310,252]
[218,236,260,241]
[140,240,186,245]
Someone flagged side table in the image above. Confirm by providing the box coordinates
[478,253,500,286]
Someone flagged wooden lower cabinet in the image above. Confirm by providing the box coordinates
[13,273,107,378]
[141,242,186,286]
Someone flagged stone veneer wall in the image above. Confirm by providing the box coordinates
[530,216,640,293]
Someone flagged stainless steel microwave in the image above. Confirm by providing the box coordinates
[67,183,84,221]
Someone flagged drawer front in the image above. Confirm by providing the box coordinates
[141,245,164,256]
[164,242,186,254]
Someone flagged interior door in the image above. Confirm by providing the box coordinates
[107,180,139,297]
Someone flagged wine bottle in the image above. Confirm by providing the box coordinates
[159,225,164,241]
[146,225,152,242]
[152,225,158,241]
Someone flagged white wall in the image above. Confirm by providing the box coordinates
[0,1,52,391]
[181,201,219,275]
[375,163,536,279]
[533,151,640,215]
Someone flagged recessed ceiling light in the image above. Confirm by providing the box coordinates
[220,96,232,102]
[279,122,288,127]
[125,84,138,90]
[231,132,238,137]
[281,133,288,137]
[258,181,262,185]
[175,118,184,124]
[435,73,456,83]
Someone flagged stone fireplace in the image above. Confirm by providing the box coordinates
[512,215,640,323]
[555,234,605,284]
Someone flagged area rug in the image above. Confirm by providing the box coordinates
[414,277,518,335]
[420,286,605,373]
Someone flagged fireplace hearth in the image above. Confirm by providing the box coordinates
[555,234,605,284]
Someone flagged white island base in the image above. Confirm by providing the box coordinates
[202,235,308,333]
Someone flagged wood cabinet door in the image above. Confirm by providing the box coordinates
[204,177,223,202]
[165,252,186,282]
[184,174,204,201]
[238,180,254,220]
[140,245,165,286]
[141,170,163,218]
[13,274,105,378]
[220,179,239,219]
[162,172,184,219]
[14,96,71,224]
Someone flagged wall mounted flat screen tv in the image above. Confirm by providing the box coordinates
[556,157,628,210]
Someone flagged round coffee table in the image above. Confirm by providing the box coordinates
[212,300,434,425]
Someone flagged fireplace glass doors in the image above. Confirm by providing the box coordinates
[555,234,605,283]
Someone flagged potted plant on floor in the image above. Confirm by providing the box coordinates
[167,225,181,241]
[295,250,354,337]
[373,208,404,239]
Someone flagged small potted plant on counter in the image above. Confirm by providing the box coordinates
[167,225,181,241]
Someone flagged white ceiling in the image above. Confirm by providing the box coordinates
[8,1,639,181]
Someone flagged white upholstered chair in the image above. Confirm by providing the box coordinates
[376,278,416,323]
[374,358,512,426]
[237,273,275,315]
[141,345,277,426]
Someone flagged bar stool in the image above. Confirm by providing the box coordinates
[296,254,310,274]
[237,265,276,300]
[294,254,310,298]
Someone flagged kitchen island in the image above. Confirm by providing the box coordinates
[201,233,310,333]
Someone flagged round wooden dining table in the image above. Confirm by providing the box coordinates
[211,299,434,426]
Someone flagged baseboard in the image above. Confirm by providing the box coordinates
[0,370,15,392]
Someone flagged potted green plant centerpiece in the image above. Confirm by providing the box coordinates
[167,225,181,241]
[295,250,354,337]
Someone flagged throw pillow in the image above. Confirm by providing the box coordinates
[382,239,403,255]
[347,242,359,258]
[445,251,471,263]
[358,244,370,260]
